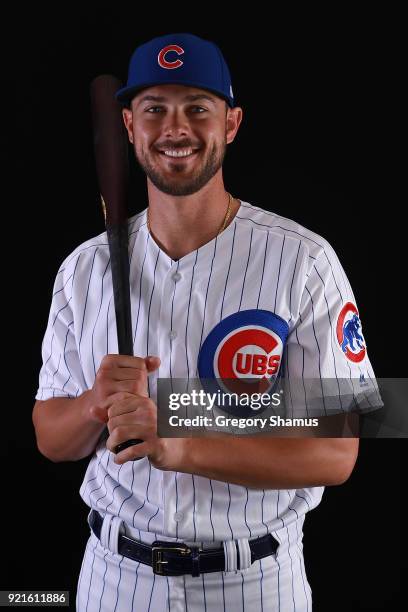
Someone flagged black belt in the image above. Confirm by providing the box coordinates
[89,510,278,577]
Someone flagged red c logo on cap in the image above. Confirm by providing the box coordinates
[158,45,184,69]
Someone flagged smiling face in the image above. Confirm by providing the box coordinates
[122,84,242,196]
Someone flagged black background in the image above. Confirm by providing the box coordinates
[5,4,404,611]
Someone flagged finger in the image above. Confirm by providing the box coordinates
[108,367,150,381]
[100,354,149,371]
[107,410,146,433]
[145,356,161,372]
[98,391,137,411]
[106,425,147,453]
[107,396,150,418]
[89,405,108,423]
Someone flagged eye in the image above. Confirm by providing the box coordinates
[145,106,164,113]
[190,106,207,113]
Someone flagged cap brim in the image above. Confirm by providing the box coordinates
[115,81,234,107]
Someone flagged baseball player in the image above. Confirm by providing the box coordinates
[33,33,382,611]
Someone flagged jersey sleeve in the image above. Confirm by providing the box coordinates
[282,240,383,417]
[35,256,87,401]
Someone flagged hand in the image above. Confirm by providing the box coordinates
[88,354,161,424]
[105,393,188,470]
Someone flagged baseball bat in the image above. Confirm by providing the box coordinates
[90,74,143,456]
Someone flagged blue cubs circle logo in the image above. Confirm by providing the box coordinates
[198,310,289,415]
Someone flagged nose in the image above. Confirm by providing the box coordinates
[162,109,190,138]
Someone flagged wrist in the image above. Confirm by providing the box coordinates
[80,389,97,422]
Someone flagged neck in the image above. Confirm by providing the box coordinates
[145,180,240,261]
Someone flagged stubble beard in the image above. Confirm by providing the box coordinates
[134,135,227,197]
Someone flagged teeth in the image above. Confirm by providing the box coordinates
[163,148,195,157]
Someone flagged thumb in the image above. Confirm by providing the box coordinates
[145,355,161,372]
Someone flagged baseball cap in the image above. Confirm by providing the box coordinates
[115,33,235,108]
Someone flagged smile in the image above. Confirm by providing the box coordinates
[158,147,200,158]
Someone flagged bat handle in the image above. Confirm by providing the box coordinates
[115,439,144,454]
[106,226,145,459]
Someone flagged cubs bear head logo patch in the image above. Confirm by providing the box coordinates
[198,310,289,400]
[336,302,366,363]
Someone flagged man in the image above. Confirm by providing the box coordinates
[33,33,382,611]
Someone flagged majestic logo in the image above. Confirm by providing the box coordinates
[198,310,289,399]
[158,45,185,69]
[336,302,366,363]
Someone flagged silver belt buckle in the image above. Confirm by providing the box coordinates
[151,543,191,575]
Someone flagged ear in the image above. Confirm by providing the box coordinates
[226,106,243,145]
[122,107,134,144]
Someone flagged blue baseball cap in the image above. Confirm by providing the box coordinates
[115,33,235,108]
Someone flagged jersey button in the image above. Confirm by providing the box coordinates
[174,512,184,522]
[169,330,177,340]
[172,272,182,282]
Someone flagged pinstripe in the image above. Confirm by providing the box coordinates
[51,354,62,398]
[183,574,188,611]
[85,539,99,612]
[147,247,161,362]
[237,215,323,249]
[259,558,264,612]
[295,520,309,612]
[97,551,109,612]
[169,260,180,382]
[132,233,149,346]
[198,237,218,351]
[112,556,124,612]
[220,222,237,319]
[132,497,147,529]
[192,474,197,541]
[94,454,112,509]
[304,286,327,415]
[76,543,87,610]
[286,525,296,610]
[276,493,284,612]
[78,248,99,359]
[323,249,344,303]
[288,241,302,326]
[128,210,148,234]
[105,464,123,514]
[313,264,344,410]
[208,479,215,541]
[256,231,269,309]
[91,259,110,377]
[244,489,252,538]
[147,507,160,531]
[274,235,286,312]
[106,296,112,354]
[185,249,199,381]
[238,227,253,311]
[130,562,141,611]
[221,572,226,611]
[61,321,77,395]
[146,572,156,612]
[202,573,207,612]
[226,483,234,539]
[294,314,308,416]
[52,271,74,297]
[51,297,72,328]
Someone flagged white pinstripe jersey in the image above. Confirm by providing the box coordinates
[36,200,381,543]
